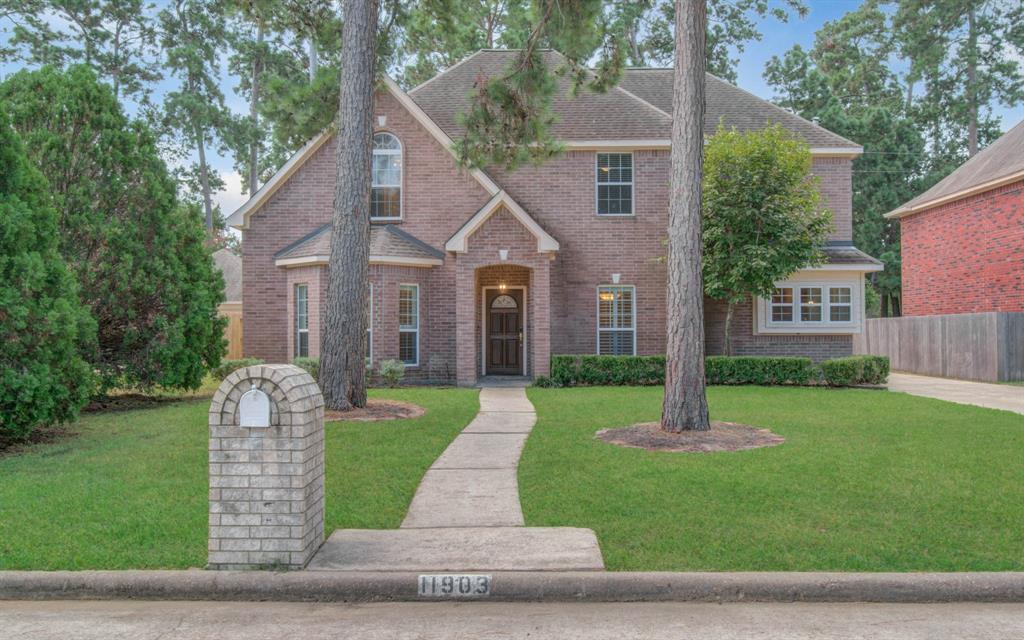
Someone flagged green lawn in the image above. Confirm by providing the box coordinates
[0,388,478,570]
[521,386,1024,572]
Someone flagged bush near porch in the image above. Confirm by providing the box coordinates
[538,354,889,388]
[520,385,1024,571]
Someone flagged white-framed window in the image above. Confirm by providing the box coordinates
[596,152,633,216]
[371,132,402,220]
[294,284,309,358]
[597,285,636,355]
[759,278,860,334]
[366,283,373,363]
[398,284,419,366]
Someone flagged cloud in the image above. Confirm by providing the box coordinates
[215,171,248,217]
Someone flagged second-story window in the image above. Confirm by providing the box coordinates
[371,132,402,220]
[596,152,633,216]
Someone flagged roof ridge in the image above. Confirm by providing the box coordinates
[409,50,486,95]
[383,224,446,258]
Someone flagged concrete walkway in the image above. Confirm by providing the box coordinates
[308,386,604,571]
[888,373,1024,414]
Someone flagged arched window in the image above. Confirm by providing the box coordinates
[371,132,402,220]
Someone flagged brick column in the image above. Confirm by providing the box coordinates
[455,261,477,386]
[532,259,552,377]
[207,364,325,570]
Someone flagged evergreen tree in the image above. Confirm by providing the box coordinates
[0,66,226,391]
[0,105,95,441]
[0,0,161,102]
[159,0,232,232]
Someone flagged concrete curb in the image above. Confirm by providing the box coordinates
[2,571,1024,603]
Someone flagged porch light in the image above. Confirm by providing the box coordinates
[499,283,507,292]
[499,249,509,261]
[611,273,621,284]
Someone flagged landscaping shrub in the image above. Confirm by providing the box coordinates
[705,356,816,385]
[820,355,890,386]
[378,359,406,387]
[292,357,320,381]
[550,355,666,387]
[210,358,265,380]
[0,107,95,441]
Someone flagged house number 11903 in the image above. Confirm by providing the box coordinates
[418,574,491,597]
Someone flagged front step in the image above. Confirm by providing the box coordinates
[306,527,605,572]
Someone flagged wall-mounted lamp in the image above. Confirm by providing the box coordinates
[499,249,509,261]
[611,273,621,284]
[376,115,387,127]
[499,283,507,292]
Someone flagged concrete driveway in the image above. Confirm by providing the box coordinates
[888,373,1024,414]
[3,600,1024,639]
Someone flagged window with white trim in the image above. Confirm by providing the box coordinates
[766,284,855,327]
[597,285,636,355]
[371,132,402,220]
[596,153,633,215]
[398,284,419,365]
[294,284,309,358]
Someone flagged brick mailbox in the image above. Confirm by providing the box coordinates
[207,364,325,570]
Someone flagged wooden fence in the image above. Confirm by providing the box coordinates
[853,312,1024,382]
[219,302,244,360]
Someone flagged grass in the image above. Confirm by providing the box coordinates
[521,386,1024,572]
[0,387,478,570]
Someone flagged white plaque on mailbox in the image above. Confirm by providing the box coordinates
[239,383,271,427]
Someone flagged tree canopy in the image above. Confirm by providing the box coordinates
[0,66,226,391]
[0,105,96,440]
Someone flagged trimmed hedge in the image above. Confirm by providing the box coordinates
[539,354,889,388]
[210,358,264,380]
[820,355,890,386]
[705,356,816,385]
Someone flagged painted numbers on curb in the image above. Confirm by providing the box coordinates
[418,574,492,598]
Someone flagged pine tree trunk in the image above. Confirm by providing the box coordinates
[309,37,319,82]
[249,22,264,195]
[723,300,734,357]
[661,0,710,433]
[320,0,377,411]
[966,6,978,157]
[196,128,214,233]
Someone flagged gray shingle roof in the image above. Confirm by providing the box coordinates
[212,248,242,302]
[410,50,672,141]
[618,68,860,148]
[409,50,859,149]
[887,119,1024,217]
[274,224,444,262]
[823,244,883,266]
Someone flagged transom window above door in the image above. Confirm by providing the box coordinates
[371,132,402,220]
[596,153,633,216]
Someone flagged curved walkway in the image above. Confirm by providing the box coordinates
[308,386,604,571]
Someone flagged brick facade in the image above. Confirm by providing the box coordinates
[241,87,867,384]
[901,180,1024,316]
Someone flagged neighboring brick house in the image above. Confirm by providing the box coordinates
[886,120,1024,316]
[228,50,882,385]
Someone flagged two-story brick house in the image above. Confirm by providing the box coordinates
[227,50,882,385]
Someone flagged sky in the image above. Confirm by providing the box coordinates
[2,0,1022,218]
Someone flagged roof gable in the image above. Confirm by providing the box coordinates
[446,191,559,253]
[227,76,502,230]
[886,119,1024,219]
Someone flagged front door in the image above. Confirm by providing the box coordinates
[486,289,523,375]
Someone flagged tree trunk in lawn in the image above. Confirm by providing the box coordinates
[723,300,734,357]
[194,122,214,233]
[661,0,710,433]
[320,0,377,411]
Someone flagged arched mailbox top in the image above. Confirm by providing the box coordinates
[239,382,272,427]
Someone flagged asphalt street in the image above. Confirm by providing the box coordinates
[3,600,1024,639]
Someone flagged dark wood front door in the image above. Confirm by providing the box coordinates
[486,289,523,375]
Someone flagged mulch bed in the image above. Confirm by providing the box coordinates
[325,398,425,422]
[596,421,784,453]
[0,424,77,457]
